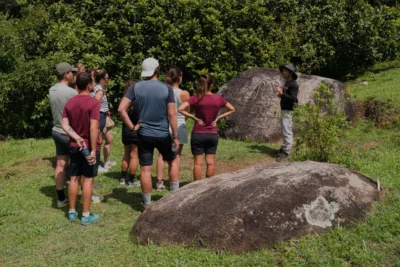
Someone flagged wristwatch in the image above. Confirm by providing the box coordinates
[173,135,178,139]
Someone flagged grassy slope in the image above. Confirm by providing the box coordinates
[1,66,400,266]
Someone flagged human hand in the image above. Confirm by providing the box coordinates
[173,138,180,150]
[195,118,204,125]
[212,117,219,127]
[76,138,86,151]
[86,150,96,164]
[133,123,142,132]
[276,87,283,96]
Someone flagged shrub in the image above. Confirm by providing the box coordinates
[292,83,349,162]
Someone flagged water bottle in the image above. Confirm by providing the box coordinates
[82,145,95,165]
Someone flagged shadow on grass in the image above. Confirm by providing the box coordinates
[247,144,279,157]
[105,187,164,211]
[40,185,71,219]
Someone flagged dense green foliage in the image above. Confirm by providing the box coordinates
[1,0,399,138]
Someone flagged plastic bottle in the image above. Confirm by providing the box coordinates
[82,145,95,165]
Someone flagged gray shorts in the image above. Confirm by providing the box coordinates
[170,123,188,144]
[52,130,70,156]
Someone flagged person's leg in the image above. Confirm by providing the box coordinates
[55,155,69,199]
[103,131,113,164]
[128,145,139,184]
[156,153,165,183]
[80,155,100,225]
[193,155,204,181]
[68,175,80,211]
[81,177,94,214]
[138,135,155,208]
[280,111,293,155]
[121,144,131,184]
[205,154,216,178]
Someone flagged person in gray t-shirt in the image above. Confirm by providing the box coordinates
[49,62,77,208]
[118,58,180,211]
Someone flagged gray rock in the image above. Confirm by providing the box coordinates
[217,68,346,142]
[130,161,381,253]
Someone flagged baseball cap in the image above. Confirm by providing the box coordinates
[56,62,78,75]
[141,58,159,77]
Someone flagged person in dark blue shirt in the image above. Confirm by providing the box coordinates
[118,58,180,211]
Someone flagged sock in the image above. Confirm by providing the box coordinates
[121,171,127,179]
[82,211,90,218]
[56,190,66,201]
[129,174,135,182]
[143,193,151,206]
[69,208,76,214]
[171,181,180,192]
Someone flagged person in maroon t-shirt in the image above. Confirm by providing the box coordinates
[61,72,101,225]
[178,73,235,180]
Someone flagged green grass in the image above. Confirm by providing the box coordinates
[348,60,400,107]
[2,64,400,266]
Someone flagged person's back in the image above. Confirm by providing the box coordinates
[63,95,100,151]
[49,83,77,133]
[129,80,173,137]
[188,93,227,134]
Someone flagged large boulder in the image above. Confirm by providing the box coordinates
[130,161,381,253]
[218,68,346,142]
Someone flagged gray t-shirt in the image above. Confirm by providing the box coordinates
[49,83,78,134]
[125,80,175,137]
[90,84,109,112]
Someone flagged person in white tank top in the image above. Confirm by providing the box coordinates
[156,67,190,191]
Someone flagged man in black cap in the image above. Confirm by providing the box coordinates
[275,64,299,162]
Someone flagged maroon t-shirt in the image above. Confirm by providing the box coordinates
[187,94,227,134]
[62,95,101,151]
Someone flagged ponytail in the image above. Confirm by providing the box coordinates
[197,73,214,101]
[165,67,182,86]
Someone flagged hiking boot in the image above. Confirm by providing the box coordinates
[80,194,104,204]
[81,214,99,226]
[276,152,290,162]
[156,181,165,192]
[141,204,151,212]
[120,178,127,185]
[127,179,140,187]
[103,161,117,169]
[57,198,69,208]
[68,211,78,222]
[98,166,109,174]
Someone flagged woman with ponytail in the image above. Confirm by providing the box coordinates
[178,74,235,180]
[155,67,190,191]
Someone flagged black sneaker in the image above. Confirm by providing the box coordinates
[276,152,290,162]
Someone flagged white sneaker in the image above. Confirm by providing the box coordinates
[98,166,109,174]
[103,161,117,169]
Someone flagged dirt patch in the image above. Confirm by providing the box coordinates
[363,138,384,149]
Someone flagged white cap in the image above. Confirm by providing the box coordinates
[141,58,159,77]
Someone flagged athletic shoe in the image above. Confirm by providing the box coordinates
[79,194,104,204]
[81,214,99,226]
[57,197,69,208]
[276,152,290,162]
[103,161,117,169]
[127,179,140,187]
[120,178,126,185]
[98,166,109,174]
[68,212,78,222]
[156,181,165,192]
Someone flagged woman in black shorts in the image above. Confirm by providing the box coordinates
[178,74,235,180]
[120,80,140,186]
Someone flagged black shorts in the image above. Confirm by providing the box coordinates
[138,134,176,166]
[100,112,107,132]
[122,129,138,146]
[52,130,70,156]
[69,147,100,178]
[191,133,219,155]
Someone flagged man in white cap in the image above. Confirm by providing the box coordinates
[118,58,180,210]
[49,62,78,208]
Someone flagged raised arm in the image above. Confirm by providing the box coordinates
[178,102,204,125]
[280,84,298,102]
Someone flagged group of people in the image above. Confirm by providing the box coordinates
[48,57,299,225]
